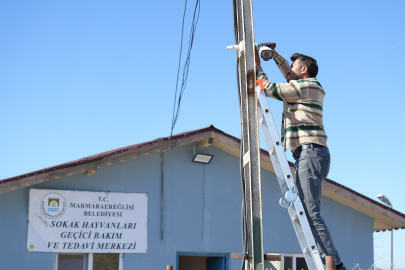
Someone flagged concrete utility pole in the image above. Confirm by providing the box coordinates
[234,0,264,269]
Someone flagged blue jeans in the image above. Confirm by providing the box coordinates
[293,144,342,265]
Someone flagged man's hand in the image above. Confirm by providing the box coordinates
[255,46,261,66]
[256,79,265,92]
[272,50,279,59]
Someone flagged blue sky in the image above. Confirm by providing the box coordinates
[1,0,404,268]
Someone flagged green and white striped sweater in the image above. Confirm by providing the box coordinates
[256,54,328,151]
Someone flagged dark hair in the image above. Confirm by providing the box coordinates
[290,53,318,78]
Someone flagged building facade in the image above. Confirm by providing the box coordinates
[1,126,404,270]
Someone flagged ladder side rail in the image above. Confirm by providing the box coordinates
[287,204,320,270]
[258,103,322,269]
[258,105,323,269]
[257,107,288,193]
[292,200,325,269]
[256,87,325,270]
[257,91,296,191]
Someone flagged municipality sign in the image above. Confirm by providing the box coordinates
[27,189,147,253]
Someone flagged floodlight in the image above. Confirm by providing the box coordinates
[192,153,213,164]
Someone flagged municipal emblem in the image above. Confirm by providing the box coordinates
[40,192,67,219]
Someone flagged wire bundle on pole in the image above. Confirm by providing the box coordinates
[170,0,201,138]
[232,0,249,269]
[170,1,247,268]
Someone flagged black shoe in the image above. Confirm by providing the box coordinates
[336,263,346,270]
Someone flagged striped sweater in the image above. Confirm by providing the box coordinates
[256,54,328,151]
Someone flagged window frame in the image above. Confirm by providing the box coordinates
[54,253,88,270]
[280,253,306,270]
[176,252,229,270]
[264,253,306,270]
[54,253,124,270]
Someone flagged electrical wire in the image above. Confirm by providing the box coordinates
[170,0,246,266]
[170,0,201,138]
[323,39,405,84]
[232,0,248,268]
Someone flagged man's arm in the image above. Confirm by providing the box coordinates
[272,52,290,81]
[256,50,304,104]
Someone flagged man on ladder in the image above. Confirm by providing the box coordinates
[255,49,347,270]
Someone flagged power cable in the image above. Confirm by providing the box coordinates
[232,0,248,269]
[170,0,201,137]
[323,39,405,84]
[170,0,246,266]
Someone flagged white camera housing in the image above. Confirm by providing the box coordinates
[259,46,274,61]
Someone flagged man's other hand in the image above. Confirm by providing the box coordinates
[273,50,279,59]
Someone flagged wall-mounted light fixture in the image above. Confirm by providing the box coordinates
[192,141,213,164]
[192,153,213,164]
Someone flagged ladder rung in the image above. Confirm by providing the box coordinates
[257,88,325,270]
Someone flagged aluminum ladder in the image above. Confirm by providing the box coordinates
[256,84,325,270]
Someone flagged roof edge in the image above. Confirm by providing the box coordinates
[1,125,404,231]
[0,125,221,185]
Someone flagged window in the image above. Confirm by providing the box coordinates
[281,254,308,270]
[57,254,88,270]
[177,253,229,270]
[54,253,124,270]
